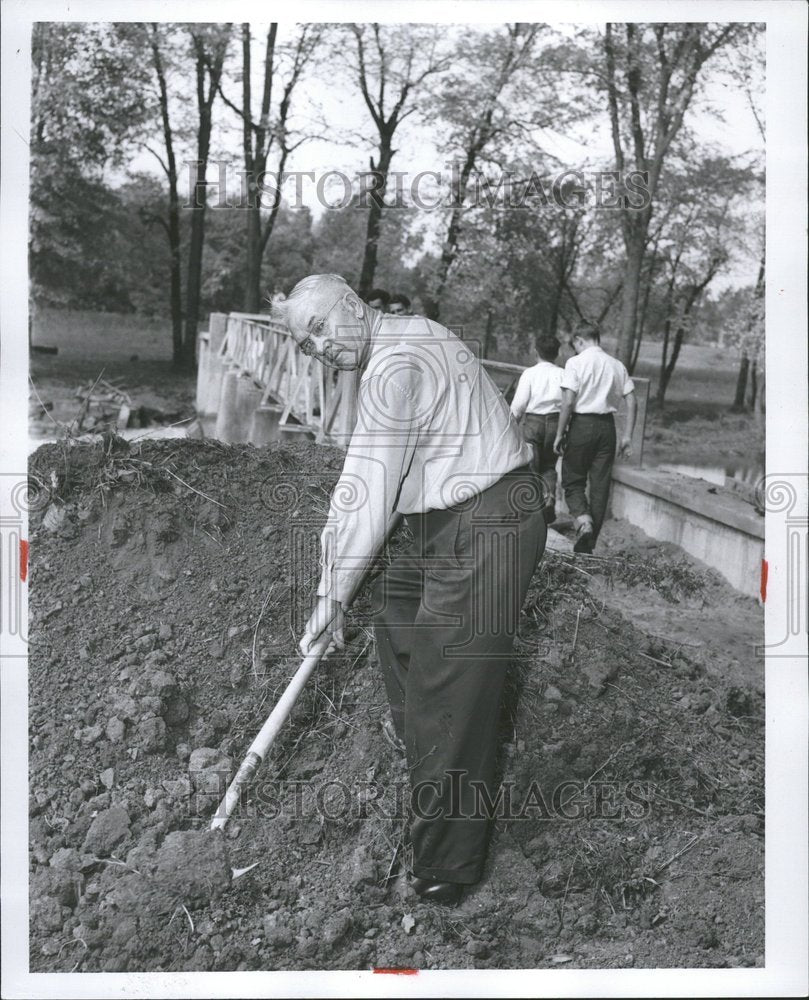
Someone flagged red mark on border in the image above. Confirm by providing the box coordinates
[20,540,29,583]
[760,559,768,603]
[373,968,418,975]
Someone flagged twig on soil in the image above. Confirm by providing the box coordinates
[127,416,196,443]
[637,650,674,668]
[252,584,277,681]
[654,792,711,818]
[90,856,141,876]
[654,834,700,875]
[160,467,227,508]
[67,937,88,972]
[559,850,581,928]
[571,606,583,654]
[645,633,704,649]
[557,737,642,813]
[675,867,759,881]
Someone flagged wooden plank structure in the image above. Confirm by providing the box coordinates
[196,311,648,462]
[196,312,360,447]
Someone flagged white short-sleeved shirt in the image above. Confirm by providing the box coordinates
[510,361,564,416]
[560,345,635,414]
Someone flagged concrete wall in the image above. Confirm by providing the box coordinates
[610,466,764,598]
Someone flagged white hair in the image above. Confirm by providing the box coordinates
[274,274,354,322]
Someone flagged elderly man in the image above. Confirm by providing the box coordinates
[279,274,546,905]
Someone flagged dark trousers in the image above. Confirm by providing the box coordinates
[521,412,559,517]
[371,466,546,885]
[561,413,616,541]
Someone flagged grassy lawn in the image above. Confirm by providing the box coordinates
[31,308,175,362]
[30,307,762,468]
[29,309,195,434]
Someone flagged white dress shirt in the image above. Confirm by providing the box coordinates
[510,361,564,417]
[317,316,533,604]
[560,345,635,413]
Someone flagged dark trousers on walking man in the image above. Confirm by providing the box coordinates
[521,412,559,524]
[561,413,616,545]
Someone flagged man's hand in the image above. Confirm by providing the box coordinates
[553,433,566,457]
[299,596,345,657]
[618,435,633,459]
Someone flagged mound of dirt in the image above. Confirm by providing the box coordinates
[28,437,764,972]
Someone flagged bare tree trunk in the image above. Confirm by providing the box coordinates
[754,364,765,430]
[748,362,758,411]
[658,261,721,408]
[732,355,750,412]
[149,26,183,365]
[426,148,477,321]
[358,140,393,299]
[616,230,645,366]
[183,29,228,369]
[482,308,494,359]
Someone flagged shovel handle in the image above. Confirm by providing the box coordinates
[210,633,332,831]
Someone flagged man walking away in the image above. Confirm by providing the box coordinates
[554,322,636,553]
[510,336,564,524]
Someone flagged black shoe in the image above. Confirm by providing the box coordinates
[412,877,464,906]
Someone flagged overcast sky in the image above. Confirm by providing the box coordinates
[129,21,765,289]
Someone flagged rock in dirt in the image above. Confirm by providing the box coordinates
[466,939,489,958]
[110,693,139,721]
[322,908,353,949]
[348,844,379,887]
[150,830,231,908]
[32,867,83,908]
[100,768,115,789]
[42,504,67,534]
[49,847,83,872]
[264,923,294,949]
[79,723,104,745]
[581,649,619,693]
[162,777,192,800]
[82,806,131,856]
[163,695,189,727]
[105,717,126,742]
[135,716,166,754]
[141,670,177,698]
[31,896,65,932]
[189,748,233,795]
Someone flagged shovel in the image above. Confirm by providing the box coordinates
[210,633,332,832]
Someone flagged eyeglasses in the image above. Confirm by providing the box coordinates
[299,295,345,357]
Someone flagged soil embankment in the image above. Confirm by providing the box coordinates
[28,437,764,971]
